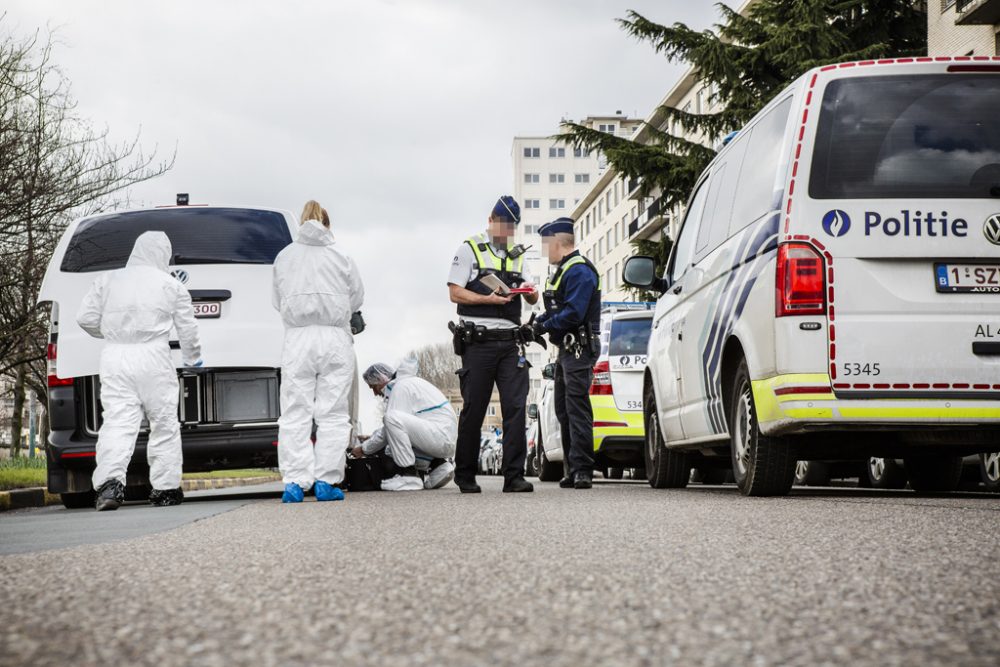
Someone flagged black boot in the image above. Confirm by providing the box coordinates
[455,477,482,494]
[95,479,125,511]
[558,477,575,489]
[149,487,184,506]
[574,472,593,489]
[503,477,534,493]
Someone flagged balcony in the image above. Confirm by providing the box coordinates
[627,196,670,240]
[627,178,643,200]
[955,0,1000,25]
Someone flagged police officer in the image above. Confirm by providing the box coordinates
[447,195,538,493]
[532,218,602,489]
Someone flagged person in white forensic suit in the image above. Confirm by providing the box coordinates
[77,231,202,511]
[354,360,457,491]
[272,200,364,503]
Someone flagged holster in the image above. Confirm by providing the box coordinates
[448,321,466,356]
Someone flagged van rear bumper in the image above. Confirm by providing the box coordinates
[47,426,279,492]
[753,374,1000,439]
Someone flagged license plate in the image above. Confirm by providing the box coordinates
[935,263,1000,293]
[193,302,222,318]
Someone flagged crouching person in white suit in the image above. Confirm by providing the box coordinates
[355,360,457,491]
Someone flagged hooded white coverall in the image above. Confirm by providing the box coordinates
[272,219,364,490]
[362,361,458,469]
[76,231,201,491]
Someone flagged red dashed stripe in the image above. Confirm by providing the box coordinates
[784,56,1000,387]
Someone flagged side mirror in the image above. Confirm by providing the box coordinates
[527,403,538,420]
[542,363,557,380]
[623,255,669,294]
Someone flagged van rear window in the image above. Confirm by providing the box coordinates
[609,318,652,356]
[810,74,1000,199]
[60,208,292,272]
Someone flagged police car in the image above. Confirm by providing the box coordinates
[624,58,1000,496]
[530,305,653,481]
[38,200,297,508]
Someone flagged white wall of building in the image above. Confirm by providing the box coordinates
[928,1,1000,56]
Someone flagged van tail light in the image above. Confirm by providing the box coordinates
[776,243,826,317]
[590,361,613,395]
[47,343,73,387]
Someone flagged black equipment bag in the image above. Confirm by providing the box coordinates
[345,456,384,491]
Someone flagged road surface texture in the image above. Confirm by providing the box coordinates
[1,478,998,666]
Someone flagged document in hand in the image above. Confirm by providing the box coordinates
[479,274,534,295]
[479,274,512,295]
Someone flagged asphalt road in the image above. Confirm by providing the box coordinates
[1,479,998,667]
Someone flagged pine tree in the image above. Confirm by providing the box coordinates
[558,0,927,291]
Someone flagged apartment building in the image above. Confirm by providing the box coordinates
[928,0,1000,56]
[511,115,642,399]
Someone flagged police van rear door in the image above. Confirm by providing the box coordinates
[608,312,653,411]
[800,63,1000,397]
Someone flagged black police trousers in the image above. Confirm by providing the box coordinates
[455,339,529,485]
[554,346,596,477]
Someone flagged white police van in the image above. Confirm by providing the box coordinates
[624,57,1000,496]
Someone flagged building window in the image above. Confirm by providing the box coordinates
[487,405,497,417]
[524,199,541,209]
[615,222,621,244]
[598,123,616,133]
[573,147,590,158]
[523,147,540,158]
[606,230,613,252]
[585,213,591,235]
[605,191,612,211]
[574,173,590,184]
[549,173,565,184]
[549,199,566,209]
[549,146,566,158]
[598,201,604,221]
[524,173,539,184]
[614,182,620,206]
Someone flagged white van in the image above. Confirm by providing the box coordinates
[38,202,297,507]
[624,57,1000,496]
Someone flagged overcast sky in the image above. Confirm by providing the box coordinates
[6,0,723,428]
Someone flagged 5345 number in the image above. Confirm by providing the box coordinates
[842,362,881,377]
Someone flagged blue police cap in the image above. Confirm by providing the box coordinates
[538,217,575,237]
[492,195,521,224]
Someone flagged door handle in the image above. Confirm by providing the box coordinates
[671,284,683,295]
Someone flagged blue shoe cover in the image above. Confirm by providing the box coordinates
[282,483,304,503]
[315,481,344,502]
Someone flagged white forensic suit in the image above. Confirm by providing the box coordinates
[272,219,364,490]
[76,231,202,491]
[362,363,458,475]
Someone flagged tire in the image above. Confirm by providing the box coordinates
[865,457,907,490]
[60,490,96,509]
[794,461,831,486]
[905,455,962,493]
[643,382,688,489]
[608,467,624,480]
[729,360,795,497]
[979,452,1000,492]
[525,450,539,477]
[536,428,563,482]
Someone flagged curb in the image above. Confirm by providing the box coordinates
[180,476,280,492]
[0,475,281,512]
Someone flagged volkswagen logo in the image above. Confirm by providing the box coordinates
[984,214,1000,246]
[171,269,189,284]
[821,210,851,238]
